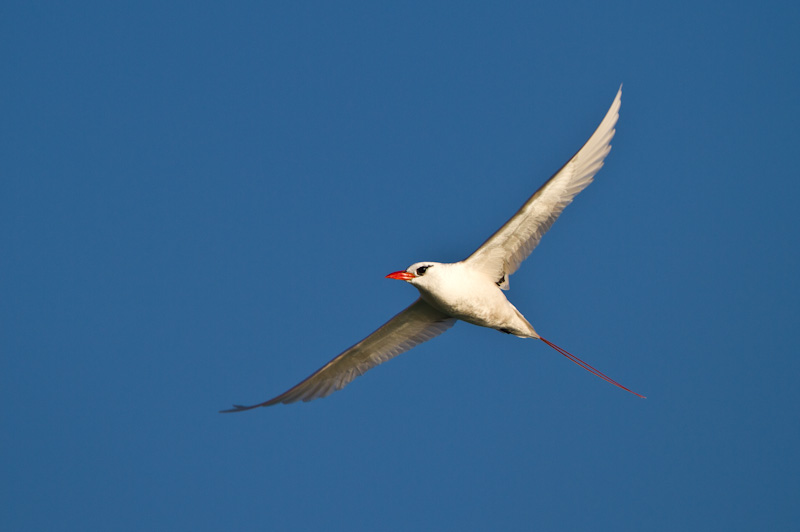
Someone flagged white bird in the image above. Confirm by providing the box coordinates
[221,87,643,413]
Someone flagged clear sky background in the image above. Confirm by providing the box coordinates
[3,2,799,531]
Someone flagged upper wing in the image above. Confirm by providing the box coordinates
[220,298,456,412]
[464,87,621,288]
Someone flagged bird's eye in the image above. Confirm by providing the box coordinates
[416,265,430,276]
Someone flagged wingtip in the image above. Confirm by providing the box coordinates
[219,404,258,414]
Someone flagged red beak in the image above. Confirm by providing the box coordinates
[385,270,415,281]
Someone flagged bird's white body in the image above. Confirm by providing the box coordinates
[222,87,644,412]
[407,261,537,338]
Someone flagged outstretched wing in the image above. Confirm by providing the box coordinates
[221,298,456,412]
[464,87,621,288]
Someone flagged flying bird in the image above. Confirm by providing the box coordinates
[221,87,643,413]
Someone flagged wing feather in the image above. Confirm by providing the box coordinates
[220,298,456,412]
[464,87,622,286]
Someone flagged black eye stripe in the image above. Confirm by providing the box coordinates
[416,265,430,276]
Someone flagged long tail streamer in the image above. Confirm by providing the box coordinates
[539,336,645,398]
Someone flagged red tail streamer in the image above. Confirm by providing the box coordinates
[539,337,646,398]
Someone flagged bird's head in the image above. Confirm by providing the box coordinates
[385,262,441,289]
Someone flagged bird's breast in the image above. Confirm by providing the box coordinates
[418,269,521,331]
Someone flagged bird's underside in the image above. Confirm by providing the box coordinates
[221,86,644,413]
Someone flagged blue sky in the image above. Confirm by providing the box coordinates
[3,1,799,530]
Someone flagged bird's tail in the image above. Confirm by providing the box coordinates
[538,336,646,398]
